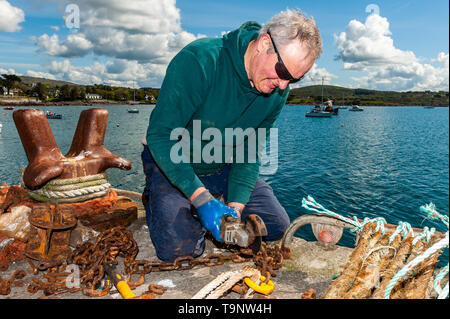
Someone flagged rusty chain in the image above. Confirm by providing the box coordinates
[26,261,82,296]
[0,270,27,295]
[19,226,290,298]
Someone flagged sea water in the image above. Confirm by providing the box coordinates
[0,105,448,264]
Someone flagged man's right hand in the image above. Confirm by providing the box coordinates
[191,189,239,242]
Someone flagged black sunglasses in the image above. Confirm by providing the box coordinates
[267,31,304,84]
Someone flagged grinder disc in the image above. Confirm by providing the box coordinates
[243,214,268,253]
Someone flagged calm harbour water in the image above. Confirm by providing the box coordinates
[0,105,448,262]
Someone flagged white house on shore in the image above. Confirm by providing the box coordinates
[145,94,156,103]
[85,93,102,100]
[1,87,22,96]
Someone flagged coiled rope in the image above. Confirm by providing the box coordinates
[301,196,449,299]
[28,172,110,203]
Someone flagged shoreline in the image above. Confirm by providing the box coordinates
[1,100,447,108]
[0,99,156,107]
[285,103,449,107]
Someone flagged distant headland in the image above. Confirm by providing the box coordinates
[0,75,448,107]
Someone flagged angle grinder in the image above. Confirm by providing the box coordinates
[220,214,268,253]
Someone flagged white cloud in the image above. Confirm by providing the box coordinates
[335,13,449,91]
[49,59,72,74]
[353,54,449,91]
[74,0,182,34]
[26,70,56,80]
[46,59,166,88]
[34,0,199,64]
[0,67,17,75]
[433,52,449,69]
[292,63,338,88]
[34,33,93,58]
[335,14,417,71]
[0,0,25,32]
[31,0,205,87]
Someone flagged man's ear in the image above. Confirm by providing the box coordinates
[257,33,271,54]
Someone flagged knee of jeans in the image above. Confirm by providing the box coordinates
[147,202,206,262]
[265,208,290,241]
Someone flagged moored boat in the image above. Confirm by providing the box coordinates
[3,106,14,110]
[127,108,139,113]
[349,105,364,111]
[323,100,339,115]
[308,78,339,117]
[306,105,333,117]
[45,111,63,119]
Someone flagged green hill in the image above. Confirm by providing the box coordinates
[288,85,449,107]
[5,75,449,106]
[18,76,77,87]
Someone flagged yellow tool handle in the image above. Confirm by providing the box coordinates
[104,262,136,299]
[115,274,135,299]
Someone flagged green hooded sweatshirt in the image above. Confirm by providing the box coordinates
[146,21,289,204]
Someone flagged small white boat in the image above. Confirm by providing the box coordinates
[46,111,63,119]
[0,123,2,134]
[349,105,364,112]
[127,108,139,113]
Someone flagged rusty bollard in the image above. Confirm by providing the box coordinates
[13,108,131,203]
[25,204,77,270]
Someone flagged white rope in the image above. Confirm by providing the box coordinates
[33,183,110,199]
[28,173,111,203]
[384,232,449,299]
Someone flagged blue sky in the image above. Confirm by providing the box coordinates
[0,0,448,91]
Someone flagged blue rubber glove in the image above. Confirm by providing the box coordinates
[192,191,239,242]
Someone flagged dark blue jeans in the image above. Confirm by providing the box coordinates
[141,145,290,262]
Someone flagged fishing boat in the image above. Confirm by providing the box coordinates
[349,105,364,112]
[3,106,14,110]
[45,111,63,119]
[127,108,139,113]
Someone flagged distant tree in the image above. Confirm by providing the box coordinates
[70,86,81,100]
[114,88,130,101]
[32,82,48,101]
[79,86,86,100]
[314,96,323,104]
[102,91,114,100]
[60,85,71,100]
[1,74,22,95]
[135,89,145,101]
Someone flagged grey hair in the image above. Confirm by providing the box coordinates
[259,9,322,60]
